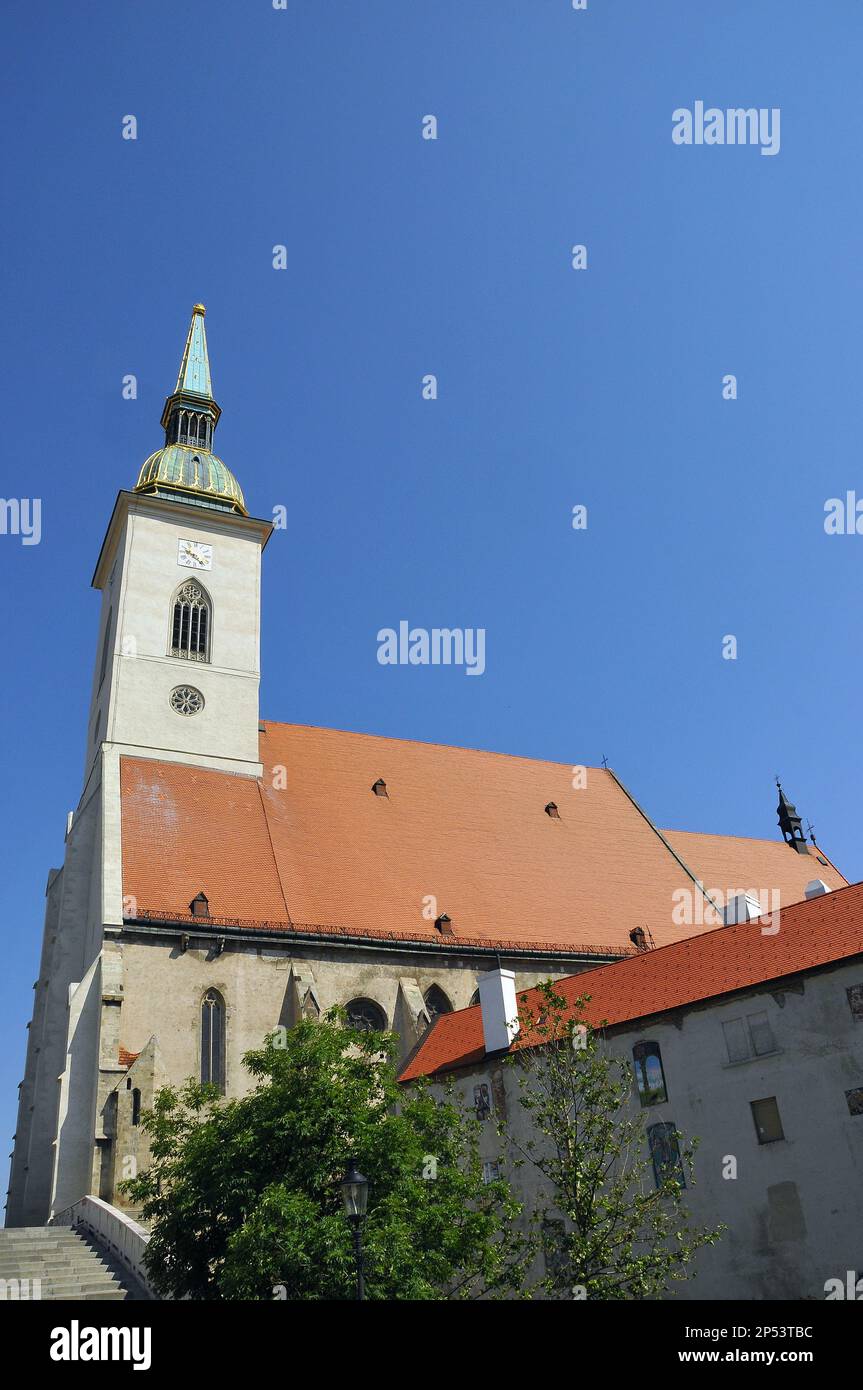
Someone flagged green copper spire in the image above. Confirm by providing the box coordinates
[134,305,247,516]
[174,303,213,397]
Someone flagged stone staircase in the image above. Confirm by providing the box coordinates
[0,1226,144,1300]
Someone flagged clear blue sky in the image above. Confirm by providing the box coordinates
[2,1,861,1185]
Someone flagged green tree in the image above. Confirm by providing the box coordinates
[122,1013,530,1300]
[502,981,723,1299]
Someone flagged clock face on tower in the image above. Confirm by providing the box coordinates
[178,539,213,571]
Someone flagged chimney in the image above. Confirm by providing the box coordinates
[723,891,762,925]
[478,968,520,1054]
[804,879,831,900]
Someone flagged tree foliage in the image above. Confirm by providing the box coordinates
[121,1013,529,1300]
[503,981,724,1299]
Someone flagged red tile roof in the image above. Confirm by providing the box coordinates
[663,828,844,900]
[118,1047,140,1069]
[119,723,846,956]
[399,879,863,1080]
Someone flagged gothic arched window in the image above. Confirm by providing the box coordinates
[424,985,453,1020]
[201,989,226,1093]
[131,1088,141,1127]
[170,581,210,662]
[632,1041,668,1107]
[345,998,387,1033]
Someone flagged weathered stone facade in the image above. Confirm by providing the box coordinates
[419,953,863,1300]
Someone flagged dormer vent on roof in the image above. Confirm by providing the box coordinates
[544,802,560,819]
[723,892,762,925]
[434,913,454,936]
[190,891,210,918]
[371,778,388,797]
[804,879,831,900]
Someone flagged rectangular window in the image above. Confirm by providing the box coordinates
[481,1160,500,1184]
[847,985,863,1022]
[723,1017,750,1064]
[751,1096,784,1144]
[845,1088,863,1117]
[473,1081,493,1121]
[723,1012,776,1063]
[542,1218,568,1278]
[747,1011,776,1056]
[647,1121,686,1189]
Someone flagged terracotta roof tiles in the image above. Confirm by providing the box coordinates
[399,879,863,1080]
[119,723,846,957]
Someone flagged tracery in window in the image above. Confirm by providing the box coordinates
[170,581,210,662]
[345,997,387,1033]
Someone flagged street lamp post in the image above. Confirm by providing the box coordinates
[340,1158,369,1301]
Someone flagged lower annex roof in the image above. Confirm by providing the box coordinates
[399,878,863,1081]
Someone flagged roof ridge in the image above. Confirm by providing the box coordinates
[259,720,606,772]
[256,779,294,925]
[605,767,722,914]
[256,727,843,863]
[664,825,816,849]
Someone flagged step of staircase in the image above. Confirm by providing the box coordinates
[0,1227,146,1301]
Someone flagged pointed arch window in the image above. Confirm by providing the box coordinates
[171,581,210,662]
[424,985,453,1021]
[131,1088,141,1126]
[201,989,226,1093]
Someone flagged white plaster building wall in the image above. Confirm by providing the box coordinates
[635,962,863,1300]
[93,499,265,771]
[431,958,863,1301]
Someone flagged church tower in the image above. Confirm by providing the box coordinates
[6,309,272,1225]
[88,305,272,781]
